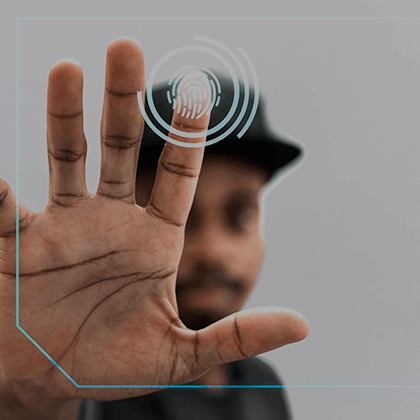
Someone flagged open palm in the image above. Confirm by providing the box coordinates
[0,38,309,404]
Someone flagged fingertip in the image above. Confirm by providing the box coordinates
[49,58,83,80]
[105,37,144,93]
[107,36,143,53]
[285,309,310,343]
[178,70,211,98]
[239,306,309,347]
[173,70,212,130]
[47,59,84,115]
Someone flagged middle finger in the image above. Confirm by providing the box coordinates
[97,37,145,202]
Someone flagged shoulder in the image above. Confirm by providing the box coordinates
[232,358,293,419]
[232,356,284,385]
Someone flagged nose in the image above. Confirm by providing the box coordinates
[181,216,235,271]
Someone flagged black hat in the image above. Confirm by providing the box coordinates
[137,73,303,182]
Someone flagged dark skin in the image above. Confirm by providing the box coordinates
[0,37,309,419]
[136,155,269,387]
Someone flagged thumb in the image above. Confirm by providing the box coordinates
[195,306,309,369]
[0,178,31,238]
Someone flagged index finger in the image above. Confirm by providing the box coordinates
[145,71,211,227]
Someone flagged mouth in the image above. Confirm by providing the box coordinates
[178,308,226,331]
[176,277,244,294]
[175,273,244,329]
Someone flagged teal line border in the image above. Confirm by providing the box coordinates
[15,16,420,20]
[16,19,20,327]
[15,16,420,390]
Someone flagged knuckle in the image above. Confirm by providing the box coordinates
[105,87,138,98]
[48,193,87,208]
[47,109,83,120]
[145,203,183,228]
[101,134,140,150]
[172,116,208,132]
[49,148,86,163]
[213,327,228,364]
[15,212,33,236]
[96,189,133,202]
[233,314,248,359]
[160,160,199,179]
[100,178,131,186]
[193,331,200,364]
[0,180,10,205]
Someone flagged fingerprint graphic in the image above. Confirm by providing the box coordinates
[138,36,259,148]
[167,67,222,120]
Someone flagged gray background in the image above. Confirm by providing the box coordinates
[1,2,419,419]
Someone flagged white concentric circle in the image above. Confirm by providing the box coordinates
[137,37,259,148]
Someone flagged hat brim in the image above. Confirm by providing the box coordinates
[137,133,302,183]
[137,77,303,182]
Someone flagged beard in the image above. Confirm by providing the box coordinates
[175,262,246,330]
[176,306,226,331]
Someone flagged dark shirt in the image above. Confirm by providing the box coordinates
[78,357,292,420]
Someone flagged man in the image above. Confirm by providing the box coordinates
[0,37,308,420]
[87,74,305,420]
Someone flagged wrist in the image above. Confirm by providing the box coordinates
[0,393,82,420]
[0,372,82,420]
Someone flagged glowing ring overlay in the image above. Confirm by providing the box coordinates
[137,37,258,148]
[138,44,241,147]
[148,45,240,138]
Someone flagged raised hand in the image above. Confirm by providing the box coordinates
[0,37,308,414]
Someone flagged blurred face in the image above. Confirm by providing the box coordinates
[136,155,268,330]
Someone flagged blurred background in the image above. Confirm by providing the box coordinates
[1,4,419,419]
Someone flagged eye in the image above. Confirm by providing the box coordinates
[226,203,258,232]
